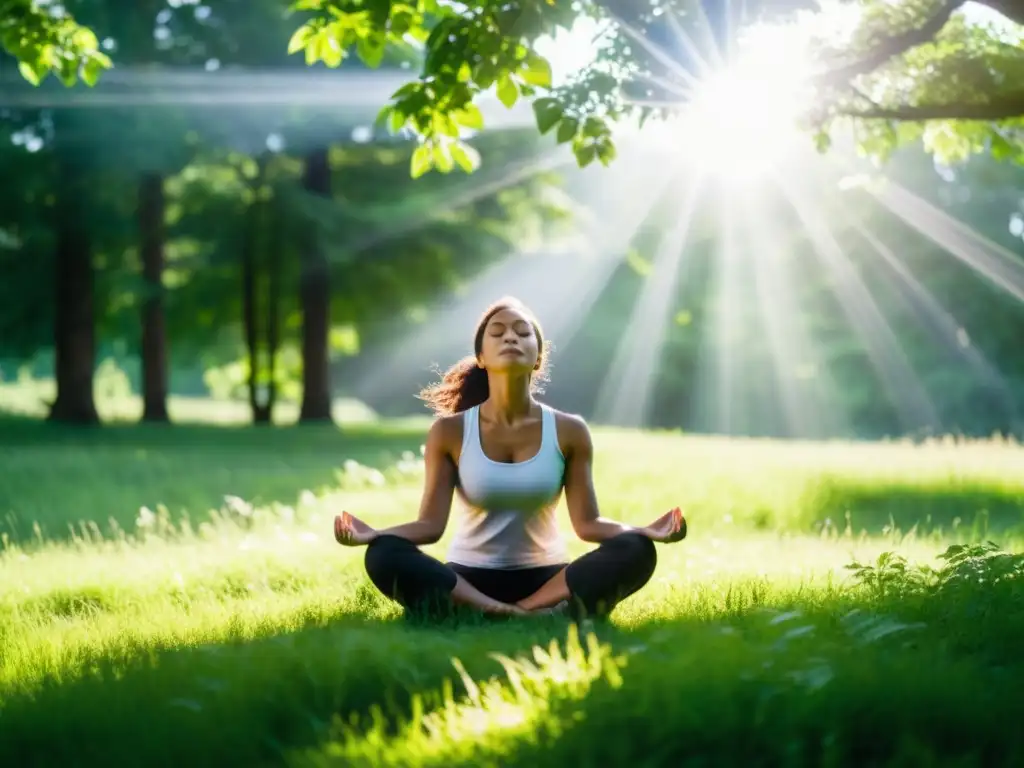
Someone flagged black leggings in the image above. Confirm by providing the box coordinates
[364,532,658,621]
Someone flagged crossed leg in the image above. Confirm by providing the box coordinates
[364,532,658,621]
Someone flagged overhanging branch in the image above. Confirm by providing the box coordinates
[814,0,965,87]
[837,90,1024,121]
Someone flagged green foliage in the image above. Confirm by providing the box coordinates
[848,540,1024,598]
[814,3,1024,166]
[288,0,621,176]
[0,0,111,86]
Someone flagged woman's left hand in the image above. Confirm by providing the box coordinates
[642,507,687,543]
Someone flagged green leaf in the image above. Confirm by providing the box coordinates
[432,142,455,173]
[990,132,1019,162]
[814,129,832,154]
[288,24,314,54]
[519,53,552,88]
[582,116,607,139]
[18,60,41,86]
[496,74,518,108]
[432,112,460,138]
[454,104,484,130]
[556,117,578,145]
[320,33,345,67]
[81,55,104,87]
[473,60,499,89]
[411,143,434,178]
[304,33,321,64]
[58,57,78,87]
[575,143,598,168]
[71,27,100,52]
[596,138,617,166]
[388,107,407,134]
[450,142,481,173]
[532,97,562,134]
[356,31,386,68]
[391,81,421,100]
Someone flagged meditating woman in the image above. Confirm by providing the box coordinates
[334,297,687,620]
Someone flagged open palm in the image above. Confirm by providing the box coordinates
[334,511,378,547]
[644,507,687,543]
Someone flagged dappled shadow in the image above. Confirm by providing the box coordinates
[5,548,1024,768]
[0,417,427,545]
[799,475,1024,537]
[0,598,621,768]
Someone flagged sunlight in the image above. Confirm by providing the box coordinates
[534,17,607,85]
[654,24,814,184]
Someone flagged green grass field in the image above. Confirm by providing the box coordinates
[2,398,1024,766]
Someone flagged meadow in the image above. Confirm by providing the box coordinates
[2,389,1024,766]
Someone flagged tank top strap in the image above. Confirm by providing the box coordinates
[461,405,479,457]
[539,403,557,456]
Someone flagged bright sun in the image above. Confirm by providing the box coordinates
[668,27,814,184]
[536,18,815,185]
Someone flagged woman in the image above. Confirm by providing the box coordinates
[334,297,687,621]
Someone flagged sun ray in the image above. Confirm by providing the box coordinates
[849,222,1018,422]
[866,179,1024,304]
[689,184,747,435]
[773,171,942,435]
[739,189,845,439]
[593,169,705,427]
[349,140,679,410]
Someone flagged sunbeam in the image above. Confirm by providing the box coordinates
[690,185,746,435]
[774,172,942,435]
[338,147,576,258]
[849,222,1018,422]
[593,169,704,427]
[740,190,844,439]
[348,139,680,411]
[867,179,1024,304]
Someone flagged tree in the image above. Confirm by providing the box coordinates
[7,2,1022,175]
[809,0,1024,165]
[284,0,1024,175]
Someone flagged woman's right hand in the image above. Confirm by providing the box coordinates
[334,511,378,547]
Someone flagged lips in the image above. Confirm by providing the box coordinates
[499,347,524,357]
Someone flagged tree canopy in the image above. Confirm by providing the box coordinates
[4,1,1023,174]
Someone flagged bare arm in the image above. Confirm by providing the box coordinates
[561,414,643,543]
[372,417,458,545]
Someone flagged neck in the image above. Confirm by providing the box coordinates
[484,373,533,423]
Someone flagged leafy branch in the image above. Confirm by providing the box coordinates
[287,0,620,177]
[0,0,111,86]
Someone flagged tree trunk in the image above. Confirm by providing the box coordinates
[265,195,283,421]
[139,172,169,423]
[49,154,99,425]
[242,159,273,425]
[298,147,333,424]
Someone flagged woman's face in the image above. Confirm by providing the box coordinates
[477,307,540,373]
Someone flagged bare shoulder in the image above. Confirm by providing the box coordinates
[426,413,465,459]
[550,408,593,457]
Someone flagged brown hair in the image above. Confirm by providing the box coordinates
[417,297,550,417]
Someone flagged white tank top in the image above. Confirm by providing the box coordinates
[446,404,568,569]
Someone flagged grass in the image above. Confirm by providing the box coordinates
[2,399,1024,766]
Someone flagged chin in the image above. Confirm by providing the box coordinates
[491,358,535,373]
